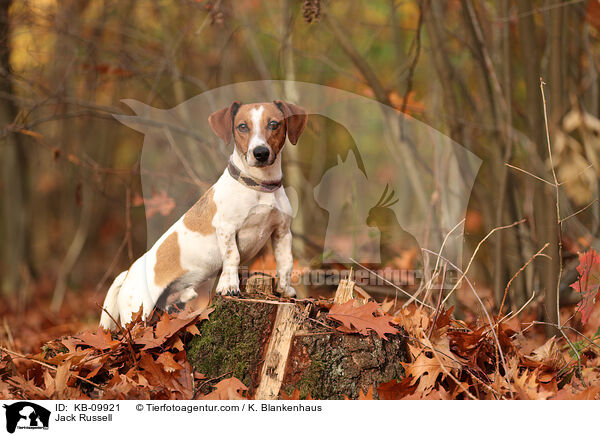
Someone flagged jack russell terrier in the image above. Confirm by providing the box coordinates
[99,100,307,330]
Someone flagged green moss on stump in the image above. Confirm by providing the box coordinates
[186,297,276,394]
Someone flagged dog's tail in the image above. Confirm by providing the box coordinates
[99,270,127,330]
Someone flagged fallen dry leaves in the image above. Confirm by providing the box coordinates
[0,307,214,400]
[3,264,600,400]
[372,300,600,400]
[570,249,600,325]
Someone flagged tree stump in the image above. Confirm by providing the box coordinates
[186,296,409,399]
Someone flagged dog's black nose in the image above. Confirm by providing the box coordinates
[253,146,270,163]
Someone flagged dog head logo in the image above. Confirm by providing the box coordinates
[3,402,50,433]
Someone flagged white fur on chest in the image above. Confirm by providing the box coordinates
[212,172,292,259]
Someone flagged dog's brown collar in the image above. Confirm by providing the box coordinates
[227,158,283,193]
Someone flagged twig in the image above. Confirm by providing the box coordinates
[407,218,465,308]
[349,258,435,310]
[504,163,555,186]
[422,248,511,389]
[527,321,600,353]
[495,0,585,22]
[497,291,537,325]
[524,320,583,378]
[557,163,594,186]
[306,316,338,332]
[324,11,390,105]
[195,0,222,34]
[400,0,425,114]
[498,243,549,316]
[428,264,447,340]
[422,249,477,307]
[540,78,563,331]
[0,346,102,390]
[538,79,583,370]
[442,219,526,306]
[97,304,138,366]
[194,370,233,399]
[560,198,598,223]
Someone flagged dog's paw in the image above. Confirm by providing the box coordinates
[216,286,241,296]
[277,286,296,298]
[216,277,241,296]
[180,288,198,303]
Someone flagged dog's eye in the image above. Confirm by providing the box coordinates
[237,123,249,133]
[267,120,280,130]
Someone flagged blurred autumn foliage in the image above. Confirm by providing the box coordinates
[2,0,600,399]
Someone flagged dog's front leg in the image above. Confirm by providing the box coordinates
[273,223,296,297]
[215,225,241,296]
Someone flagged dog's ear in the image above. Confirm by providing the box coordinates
[208,101,241,144]
[274,101,308,145]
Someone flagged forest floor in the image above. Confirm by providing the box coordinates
[1,262,600,400]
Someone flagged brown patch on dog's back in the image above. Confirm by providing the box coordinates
[154,232,188,287]
[183,187,216,234]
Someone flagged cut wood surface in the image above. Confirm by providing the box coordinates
[255,302,304,399]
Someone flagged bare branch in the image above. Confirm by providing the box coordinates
[560,198,598,223]
[498,243,549,316]
[504,163,555,187]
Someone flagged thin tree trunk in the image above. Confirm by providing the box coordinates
[0,0,29,303]
[280,0,307,295]
[517,0,559,334]
[51,0,96,311]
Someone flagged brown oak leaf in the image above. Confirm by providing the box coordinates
[327,300,399,339]
[201,377,248,400]
[72,327,121,350]
[156,352,184,373]
[404,337,464,396]
[377,378,416,400]
[151,307,213,346]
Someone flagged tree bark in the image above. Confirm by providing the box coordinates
[187,297,410,399]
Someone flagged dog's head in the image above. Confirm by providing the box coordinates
[209,101,307,167]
